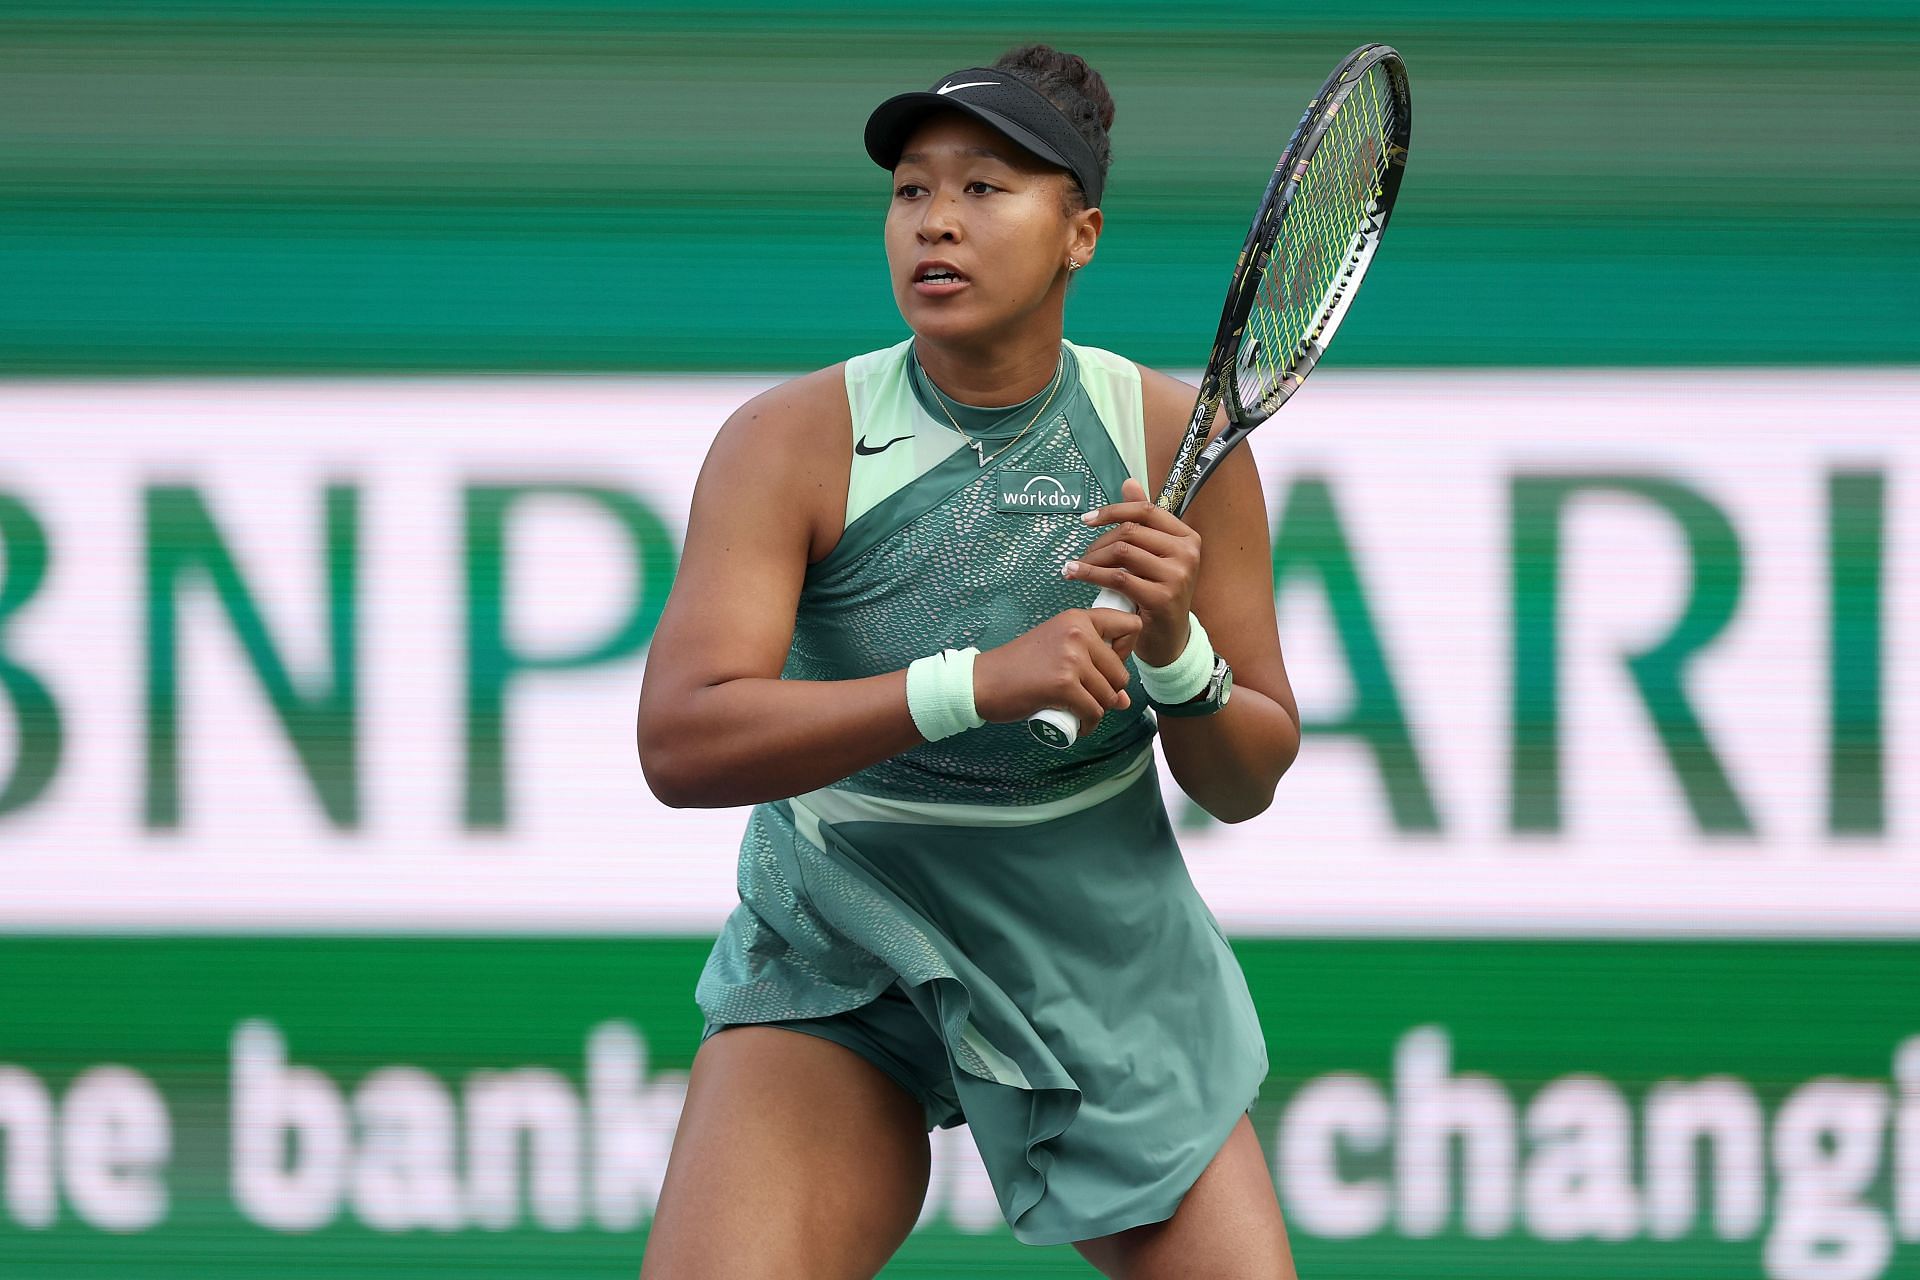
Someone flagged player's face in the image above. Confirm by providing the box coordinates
[885,112,1089,345]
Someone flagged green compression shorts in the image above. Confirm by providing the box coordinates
[702,978,966,1132]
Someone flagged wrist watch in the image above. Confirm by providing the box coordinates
[1151,655,1233,718]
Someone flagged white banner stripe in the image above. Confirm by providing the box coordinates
[0,370,1914,935]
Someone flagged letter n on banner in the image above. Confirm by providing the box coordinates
[145,485,359,829]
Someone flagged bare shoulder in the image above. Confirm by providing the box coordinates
[711,362,851,463]
[702,362,853,563]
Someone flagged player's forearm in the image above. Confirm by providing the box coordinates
[638,673,926,808]
[1155,686,1300,823]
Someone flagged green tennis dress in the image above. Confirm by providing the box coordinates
[694,336,1269,1248]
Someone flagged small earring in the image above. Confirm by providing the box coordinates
[1067,257,1081,271]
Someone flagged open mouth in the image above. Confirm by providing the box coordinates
[912,261,970,294]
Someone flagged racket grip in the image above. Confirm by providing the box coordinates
[1026,587,1138,749]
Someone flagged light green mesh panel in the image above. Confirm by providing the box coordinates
[784,370,1155,806]
[693,804,896,1025]
[1065,340,1148,489]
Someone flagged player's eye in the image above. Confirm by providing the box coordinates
[965,181,997,195]
[894,182,925,199]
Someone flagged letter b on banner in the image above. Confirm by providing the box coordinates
[0,494,59,818]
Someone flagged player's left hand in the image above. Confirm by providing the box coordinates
[1063,476,1200,668]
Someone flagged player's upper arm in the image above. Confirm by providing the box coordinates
[1134,363,1297,729]
[636,367,849,752]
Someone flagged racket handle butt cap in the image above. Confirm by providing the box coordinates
[1026,586,1137,749]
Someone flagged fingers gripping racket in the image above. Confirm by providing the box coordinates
[1028,43,1413,749]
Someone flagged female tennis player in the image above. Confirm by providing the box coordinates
[637,43,1302,1279]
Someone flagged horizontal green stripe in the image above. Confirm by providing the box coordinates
[0,7,1914,371]
[795,746,1153,835]
[0,936,1913,1275]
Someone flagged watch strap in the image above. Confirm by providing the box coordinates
[1149,655,1232,717]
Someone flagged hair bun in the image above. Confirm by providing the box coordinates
[991,42,1115,201]
[994,43,1116,132]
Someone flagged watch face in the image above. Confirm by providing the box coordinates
[1217,665,1233,704]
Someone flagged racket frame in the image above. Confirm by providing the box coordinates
[1024,44,1411,750]
[1157,43,1412,520]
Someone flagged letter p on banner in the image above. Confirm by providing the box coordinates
[463,484,676,828]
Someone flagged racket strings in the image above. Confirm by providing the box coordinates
[1237,64,1397,418]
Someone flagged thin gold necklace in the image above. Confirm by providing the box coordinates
[923,353,1067,469]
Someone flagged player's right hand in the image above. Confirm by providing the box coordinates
[972,608,1143,738]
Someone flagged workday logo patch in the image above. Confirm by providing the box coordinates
[993,471,1088,513]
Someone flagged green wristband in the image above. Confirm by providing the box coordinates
[905,647,986,741]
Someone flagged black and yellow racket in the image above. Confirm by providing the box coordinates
[1030,43,1413,748]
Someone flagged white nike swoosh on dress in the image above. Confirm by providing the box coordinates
[936,80,999,95]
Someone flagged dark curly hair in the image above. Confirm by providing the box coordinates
[991,42,1115,211]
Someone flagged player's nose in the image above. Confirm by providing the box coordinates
[916,194,963,242]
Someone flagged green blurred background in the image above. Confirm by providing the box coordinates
[2,4,1917,1278]
[2,0,1915,373]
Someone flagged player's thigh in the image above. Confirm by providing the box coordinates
[640,1023,933,1280]
[1070,1112,1297,1280]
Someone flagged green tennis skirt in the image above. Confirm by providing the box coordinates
[695,757,1269,1248]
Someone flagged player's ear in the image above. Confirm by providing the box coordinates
[1067,205,1101,272]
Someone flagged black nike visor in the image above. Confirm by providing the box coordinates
[864,68,1105,210]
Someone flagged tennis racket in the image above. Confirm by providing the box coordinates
[1028,43,1413,749]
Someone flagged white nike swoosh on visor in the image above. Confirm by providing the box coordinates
[936,80,999,94]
